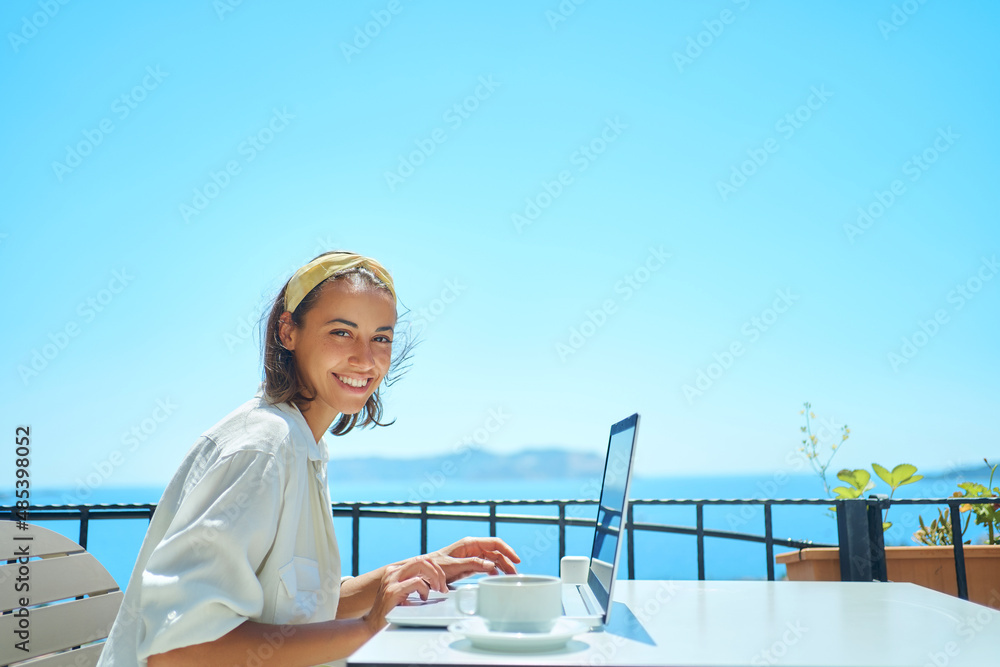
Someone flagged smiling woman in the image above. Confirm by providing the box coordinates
[96,251,520,667]
[264,252,402,439]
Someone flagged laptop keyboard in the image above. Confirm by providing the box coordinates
[561,584,591,616]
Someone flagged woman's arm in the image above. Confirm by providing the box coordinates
[337,537,521,620]
[148,556,451,666]
[148,618,375,667]
[337,566,388,619]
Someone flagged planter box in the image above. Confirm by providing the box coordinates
[776,546,1000,609]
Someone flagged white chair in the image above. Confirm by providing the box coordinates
[1,521,123,667]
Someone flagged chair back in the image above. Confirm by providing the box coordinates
[1,522,123,667]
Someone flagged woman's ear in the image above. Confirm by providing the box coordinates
[278,312,297,350]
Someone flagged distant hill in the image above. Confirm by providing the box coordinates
[329,448,605,482]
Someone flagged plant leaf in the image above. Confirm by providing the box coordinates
[837,469,871,491]
[872,463,892,485]
[832,485,862,500]
[887,463,919,488]
[958,482,988,496]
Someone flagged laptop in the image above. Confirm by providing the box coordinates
[385,413,640,629]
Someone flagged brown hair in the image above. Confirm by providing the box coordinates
[261,251,413,436]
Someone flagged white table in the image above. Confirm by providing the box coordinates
[348,580,1000,666]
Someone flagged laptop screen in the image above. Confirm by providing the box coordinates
[587,413,639,623]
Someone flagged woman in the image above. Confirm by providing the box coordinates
[99,251,519,666]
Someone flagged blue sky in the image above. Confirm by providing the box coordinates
[2,1,998,496]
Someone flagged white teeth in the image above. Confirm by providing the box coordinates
[337,375,367,388]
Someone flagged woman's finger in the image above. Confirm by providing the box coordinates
[400,556,448,593]
[402,575,433,601]
[488,551,518,574]
[461,537,521,564]
[367,575,433,631]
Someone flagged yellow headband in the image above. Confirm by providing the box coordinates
[284,253,396,313]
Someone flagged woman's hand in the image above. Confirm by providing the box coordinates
[430,536,520,582]
[358,538,520,633]
[361,555,448,633]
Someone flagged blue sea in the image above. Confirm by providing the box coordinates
[24,472,981,592]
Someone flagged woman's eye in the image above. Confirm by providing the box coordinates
[374,335,392,344]
[331,330,351,338]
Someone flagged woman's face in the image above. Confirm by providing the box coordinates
[280,278,396,429]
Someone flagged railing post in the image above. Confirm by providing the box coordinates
[948,498,969,600]
[420,503,429,555]
[867,495,888,583]
[351,504,361,577]
[696,503,705,581]
[836,497,887,582]
[79,507,89,550]
[764,502,774,581]
[627,503,635,580]
[488,502,497,538]
[558,502,566,561]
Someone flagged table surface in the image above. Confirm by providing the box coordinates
[348,580,1000,667]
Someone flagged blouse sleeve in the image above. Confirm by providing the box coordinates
[136,449,284,661]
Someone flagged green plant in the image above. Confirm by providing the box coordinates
[798,404,998,541]
[957,459,1000,545]
[913,508,969,546]
[911,459,999,546]
[798,402,921,531]
[915,459,1000,546]
[798,402,849,497]
[832,464,923,530]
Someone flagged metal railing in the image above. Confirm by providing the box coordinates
[833,495,999,600]
[3,497,832,580]
[3,496,996,597]
[323,498,835,579]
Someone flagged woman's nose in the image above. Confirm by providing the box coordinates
[350,339,375,368]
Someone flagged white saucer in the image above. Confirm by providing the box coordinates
[447,618,589,652]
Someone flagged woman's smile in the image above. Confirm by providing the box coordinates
[334,373,372,390]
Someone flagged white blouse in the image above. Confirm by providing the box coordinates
[98,390,342,666]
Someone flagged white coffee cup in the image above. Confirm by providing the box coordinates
[455,574,562,633]
[560,556,590,584]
